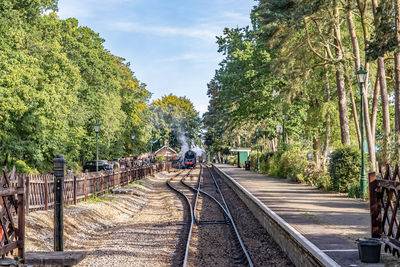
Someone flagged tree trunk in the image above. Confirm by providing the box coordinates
[334,3,350,145]
[378,57,391,164]
[395,53,400,161]
[395,0,400,161]
[323,67,331,167]
[371,71,380,141]
[262,135,266,153]
[347,8,361,70]
[344,64,361,147]
[313,137,321,168]
[372,0,391,165]
[350,0,376,171]
[335,53,350,145]
[3,153,9,166]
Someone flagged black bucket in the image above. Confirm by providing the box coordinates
[357,238,382,263]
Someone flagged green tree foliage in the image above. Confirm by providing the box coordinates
[151,94,201,152]
[204,0,400,195]
[0,1,151,171]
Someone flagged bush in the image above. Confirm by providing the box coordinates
[303,162,332,190]
[279,146,308,181]
[228,155,237,166]
[329,147,361,193]
[14,160,39,174]
[252,145,307,182]
[348,183,361,198]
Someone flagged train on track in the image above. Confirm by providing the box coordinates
[182,150,197,168]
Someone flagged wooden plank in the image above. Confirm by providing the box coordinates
[100,174,103,196]
[25,251,86,265]
[0,242,18,256]
[17,175,25,259]
[369,172,379,237]
[84,176,87,201]
[0,188,18,197]
[73,176,77,205]
[388,191,400,237]
[377,179,400,190]
[44,177,48,211]
[25,175,30,213]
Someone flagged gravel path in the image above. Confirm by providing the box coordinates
[25,171,184,267]
[76,172,183,267]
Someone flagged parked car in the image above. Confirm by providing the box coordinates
[83,160,111,172]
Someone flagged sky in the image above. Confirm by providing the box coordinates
[57,0,255,115]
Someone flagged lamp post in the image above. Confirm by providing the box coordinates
[276,124,283,149]
[282,112,286,150]
[256,129,260,172]
[356,65,368,198]
[166,152,170,172]
[93,121,100,172]
[149,136,162,163]
[131,131,135,156]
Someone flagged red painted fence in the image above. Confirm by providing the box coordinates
[369,164,400,258]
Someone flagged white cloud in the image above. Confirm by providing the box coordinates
[221,11,249,22]
[57,1,94,19]
[112,22,219,41]
[158,53,221,63]
[57,0,135,19]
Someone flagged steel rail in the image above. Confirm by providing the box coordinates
[180,164,254,267]
[181,178,229,216]
[190,165,202,224]
[207,165,254,267]
[166,169,194,267]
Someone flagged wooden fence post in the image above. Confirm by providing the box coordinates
[369,172,382,238]
[112,171,115,189]
[73,176,77,205]
[17,173,25,260]
[44,176,49,211]
[25,174,30,213]
[118,171,120,187]
[84,175,87,201]
[100,174,104,196]
[93,176,96,197]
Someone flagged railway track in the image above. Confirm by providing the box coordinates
[167,165,254,267]
[166,168,198,266]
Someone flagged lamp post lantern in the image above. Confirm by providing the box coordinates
[93,121,100,172]
[356,65,368,198]
[256,129,260,172]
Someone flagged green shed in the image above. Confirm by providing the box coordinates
[230,148,251,168]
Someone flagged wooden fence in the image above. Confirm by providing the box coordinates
[20,162,171,213]
[0,166,25,260]
[0,162,170,260]
[369,164,400,258]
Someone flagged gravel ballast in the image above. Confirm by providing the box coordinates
[25,167,293,266]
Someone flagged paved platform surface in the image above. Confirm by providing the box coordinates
[215,164,400,266]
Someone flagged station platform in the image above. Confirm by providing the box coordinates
[213,164,399,266]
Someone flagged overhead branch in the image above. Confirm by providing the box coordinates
[304,18,330,62]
